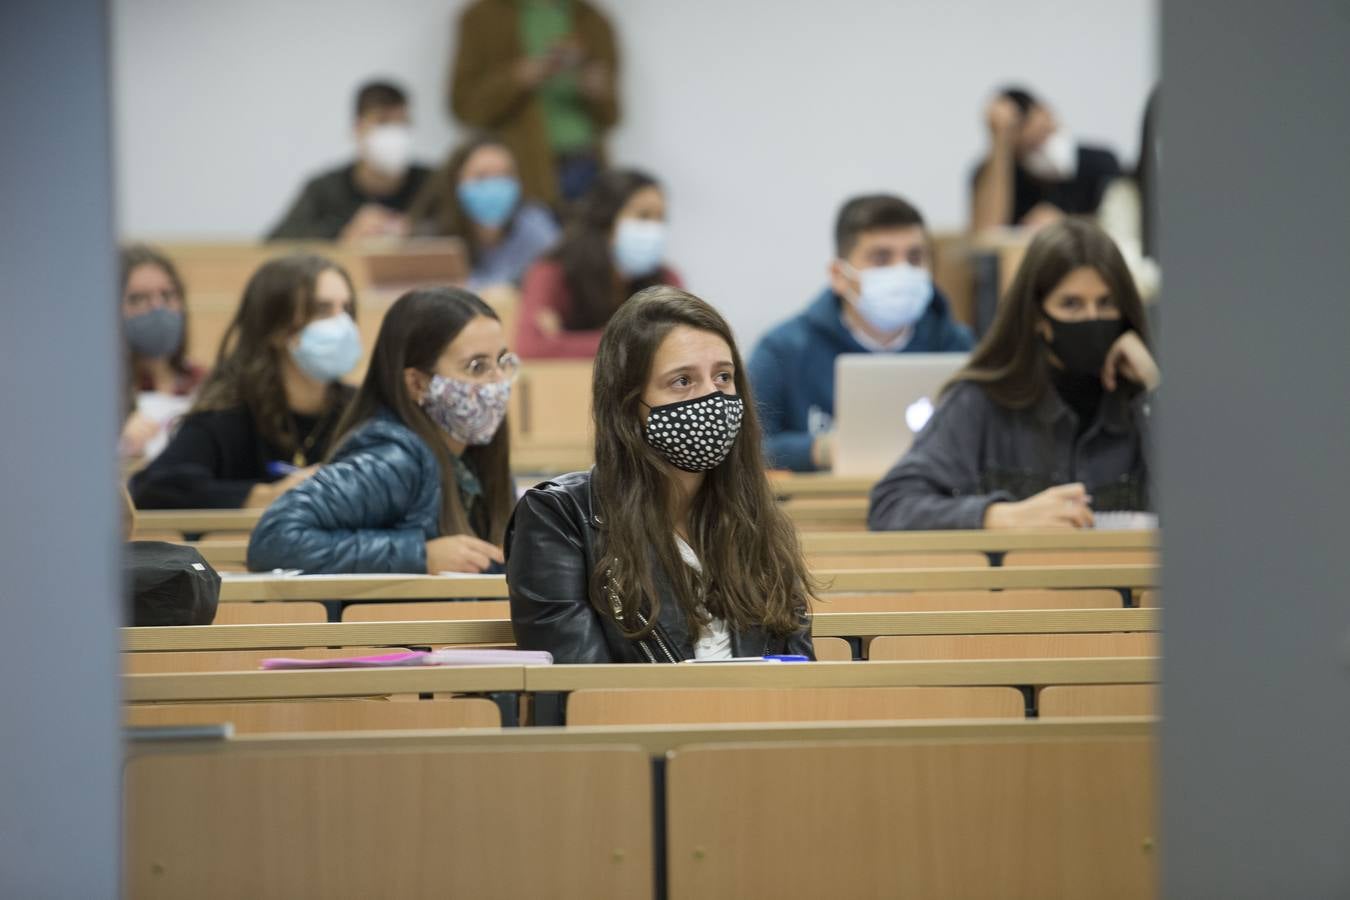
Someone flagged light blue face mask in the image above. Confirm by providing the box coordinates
[841,261,934,333]
[456,176,521,228]
[612,218,667,278]
[289,312,362,382]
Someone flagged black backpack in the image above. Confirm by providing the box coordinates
[124,541,220,626]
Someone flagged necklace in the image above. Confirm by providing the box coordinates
[287,401,332,467]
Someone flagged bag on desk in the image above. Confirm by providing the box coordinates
[124,541,221,626]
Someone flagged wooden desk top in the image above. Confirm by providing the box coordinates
[134,508,263,535]
[766,473,877,497]
[187,531,1158,570]
[124,608,1158,654]
[799,529,1158,553]
[125,715,1156,759]
[125,619,516,652]
[218,574,508,602]
[523,657,1158,692]
[209,565,1150,604]
[809,607,1157,638]
[125,665,526,703]
[817,564,1157,592]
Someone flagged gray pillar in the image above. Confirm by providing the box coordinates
[1159,1,1350,896]
[0,1,121,896]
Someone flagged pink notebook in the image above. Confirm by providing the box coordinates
[259,649,552,670]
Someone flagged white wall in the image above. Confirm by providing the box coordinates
[113,0,1155,349]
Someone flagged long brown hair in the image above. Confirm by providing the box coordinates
[589,286,815,639]
[329,287,513,543]
[120,244,192,383]
[948,217,1151,409]
[407,134,518,264]
[192,253,358,455]
[551,168,668,330]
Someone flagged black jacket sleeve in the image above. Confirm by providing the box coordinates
[128,414,259,509]
[867,383,1014,531]
[266,174,349,241]
[505,488,615,664]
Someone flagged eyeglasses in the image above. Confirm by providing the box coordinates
[462,352,521,383]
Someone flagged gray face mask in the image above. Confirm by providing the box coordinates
[125,307,184,359]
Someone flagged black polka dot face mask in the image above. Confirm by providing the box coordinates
[642,391,745,472]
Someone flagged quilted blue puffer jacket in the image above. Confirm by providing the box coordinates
[247,410,441,574]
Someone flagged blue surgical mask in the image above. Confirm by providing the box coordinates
[612,219,667,278]
[289,312,361,382]
[841,262,934,333]
[125,307,184,358]
[456,176,521,228]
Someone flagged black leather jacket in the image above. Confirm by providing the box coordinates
[505,470,815,664]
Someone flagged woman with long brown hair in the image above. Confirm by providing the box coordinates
[247,288,515,574]
[868,218,1160,531]
[118,244,205,459]
[514,168,682,359]
[507,286,815,663]
[408,135,559,289]
[129,253,361,509]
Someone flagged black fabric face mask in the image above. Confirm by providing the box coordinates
[1045,317,1127,378]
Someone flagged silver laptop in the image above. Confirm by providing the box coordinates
[833,353,969,476]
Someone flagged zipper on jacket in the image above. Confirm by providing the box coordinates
[635,610,680,664]
[606,564,680,664]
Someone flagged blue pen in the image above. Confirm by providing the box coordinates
[265,460,299,478]
[762,654,810,662]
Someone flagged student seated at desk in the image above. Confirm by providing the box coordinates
[507,286,816,662]
[129,254,361,509]
[749,194,974,472]
[119,244,205,460]
[868,219,1160,531]
[266,80,432,243]
[248,288,514,574]
[970,85,1122,232]
[408,135,560,290]
[515,169,682,358]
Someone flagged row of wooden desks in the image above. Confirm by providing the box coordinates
[182,527,1157,568]
[124,656,1158,703]
[204,564,1156,603]
[125,607,1159,652]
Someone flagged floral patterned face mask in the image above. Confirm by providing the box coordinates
[421,375,511,446]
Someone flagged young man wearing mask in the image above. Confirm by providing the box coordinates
[749,194,974,472]
[268,80,432,243]
[970,86,1122,233]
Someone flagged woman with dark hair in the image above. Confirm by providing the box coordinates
[247,288,515,574]
[868,218,1160,531]
[409,135,560,289]
[507,286,815,663]
[119,244,205,458]
[515,168,681,358]
[129,254,362,509]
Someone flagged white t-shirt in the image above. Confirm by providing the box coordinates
[674,535,733,660]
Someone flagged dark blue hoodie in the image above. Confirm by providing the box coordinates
[748,287,974,471]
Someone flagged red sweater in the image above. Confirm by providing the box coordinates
[515,259,684,359]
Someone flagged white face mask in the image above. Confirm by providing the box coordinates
[289,312,362,382]
[840,261,934,334]
[361,124,413,178]
[1022,129,1078,181]
[612,218,667,278]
